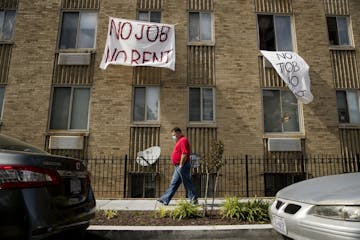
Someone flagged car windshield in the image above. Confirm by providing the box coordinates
[0,134,48,154]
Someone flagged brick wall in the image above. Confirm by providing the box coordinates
[2,0,359,157]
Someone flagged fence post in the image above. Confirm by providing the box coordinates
[245,155,249,197]
[301,154,306,177]
[123,154,128,198]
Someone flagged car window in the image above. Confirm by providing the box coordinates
[0,134,48,154]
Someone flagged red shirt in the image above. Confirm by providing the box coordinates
[171,136,190,165]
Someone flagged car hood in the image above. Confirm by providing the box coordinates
[277,173,360,205]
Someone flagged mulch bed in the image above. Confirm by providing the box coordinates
[91,210,267,226]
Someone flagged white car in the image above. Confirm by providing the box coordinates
[269,172,360,240]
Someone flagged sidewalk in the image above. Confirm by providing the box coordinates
[95,198,226,211]
[88,199,282,240]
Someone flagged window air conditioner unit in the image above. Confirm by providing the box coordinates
[267,138,301,152]
[58,53,91,65]
[49,136,84,150]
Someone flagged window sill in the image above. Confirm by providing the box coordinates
[130,122,161,127]
[187,122,217,128]
[0,41,14,45]
[187,42,215,47]
[47,130,89,136]
[338,124,360,129]
[55,48,96,54]
[263,133,305,139]
[258,50,297,55]
[329,45,355,51]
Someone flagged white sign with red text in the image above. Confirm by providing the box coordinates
[100,17,175,70]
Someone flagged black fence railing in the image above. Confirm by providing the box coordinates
[86,154,360,199]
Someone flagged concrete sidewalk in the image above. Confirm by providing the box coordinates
[88,199,282,240]
[95,198,226,211]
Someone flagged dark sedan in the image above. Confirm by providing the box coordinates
[0,134,95,240]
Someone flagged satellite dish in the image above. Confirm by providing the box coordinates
[136,146,161,167]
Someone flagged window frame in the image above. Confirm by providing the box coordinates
[132,86,160,123]
[188,11,214,45]
[326,15,353,47]
[188,87,216,123]
[49,86,91,131]
[262,89,303,134]
[137,10,161,23]
[336,89,360,125]
[257,13,295,51]
[0,9,16,42]
[58,10,98,50]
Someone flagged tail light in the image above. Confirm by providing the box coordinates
[0,165,60,189]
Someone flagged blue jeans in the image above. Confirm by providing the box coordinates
[159,161,198,205]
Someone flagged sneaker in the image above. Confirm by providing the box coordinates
[191,199,198,205]
[157,199,168,206]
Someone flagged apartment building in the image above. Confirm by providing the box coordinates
[1,0,360,197]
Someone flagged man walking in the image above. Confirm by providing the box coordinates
[158,127,198,205]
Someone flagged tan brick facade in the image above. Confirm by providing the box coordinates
[1,0,360,159]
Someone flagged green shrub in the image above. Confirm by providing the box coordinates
[246,199,270,223]
[103,209,118,220]
[155,206,170,218]
[220,197,270,223]
[170,200,202,220]
[220,197,242,219]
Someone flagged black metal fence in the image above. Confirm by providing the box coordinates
[86,154,360,199]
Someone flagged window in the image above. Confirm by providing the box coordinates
[258,15,293,51]
[264,173,305,196]
[189,87,214,122]
[0,10,16,41]
[59,12,97,49]
[138,10,161,23]
[0,86,5,119]
[49,87,90,130]
[192,173,215,197]
[133,87,159,122]
[129,173,158,198]
[189,12,212,42]
[336,90,360,124]
[263,90,300,133]
[326,16,351,46]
